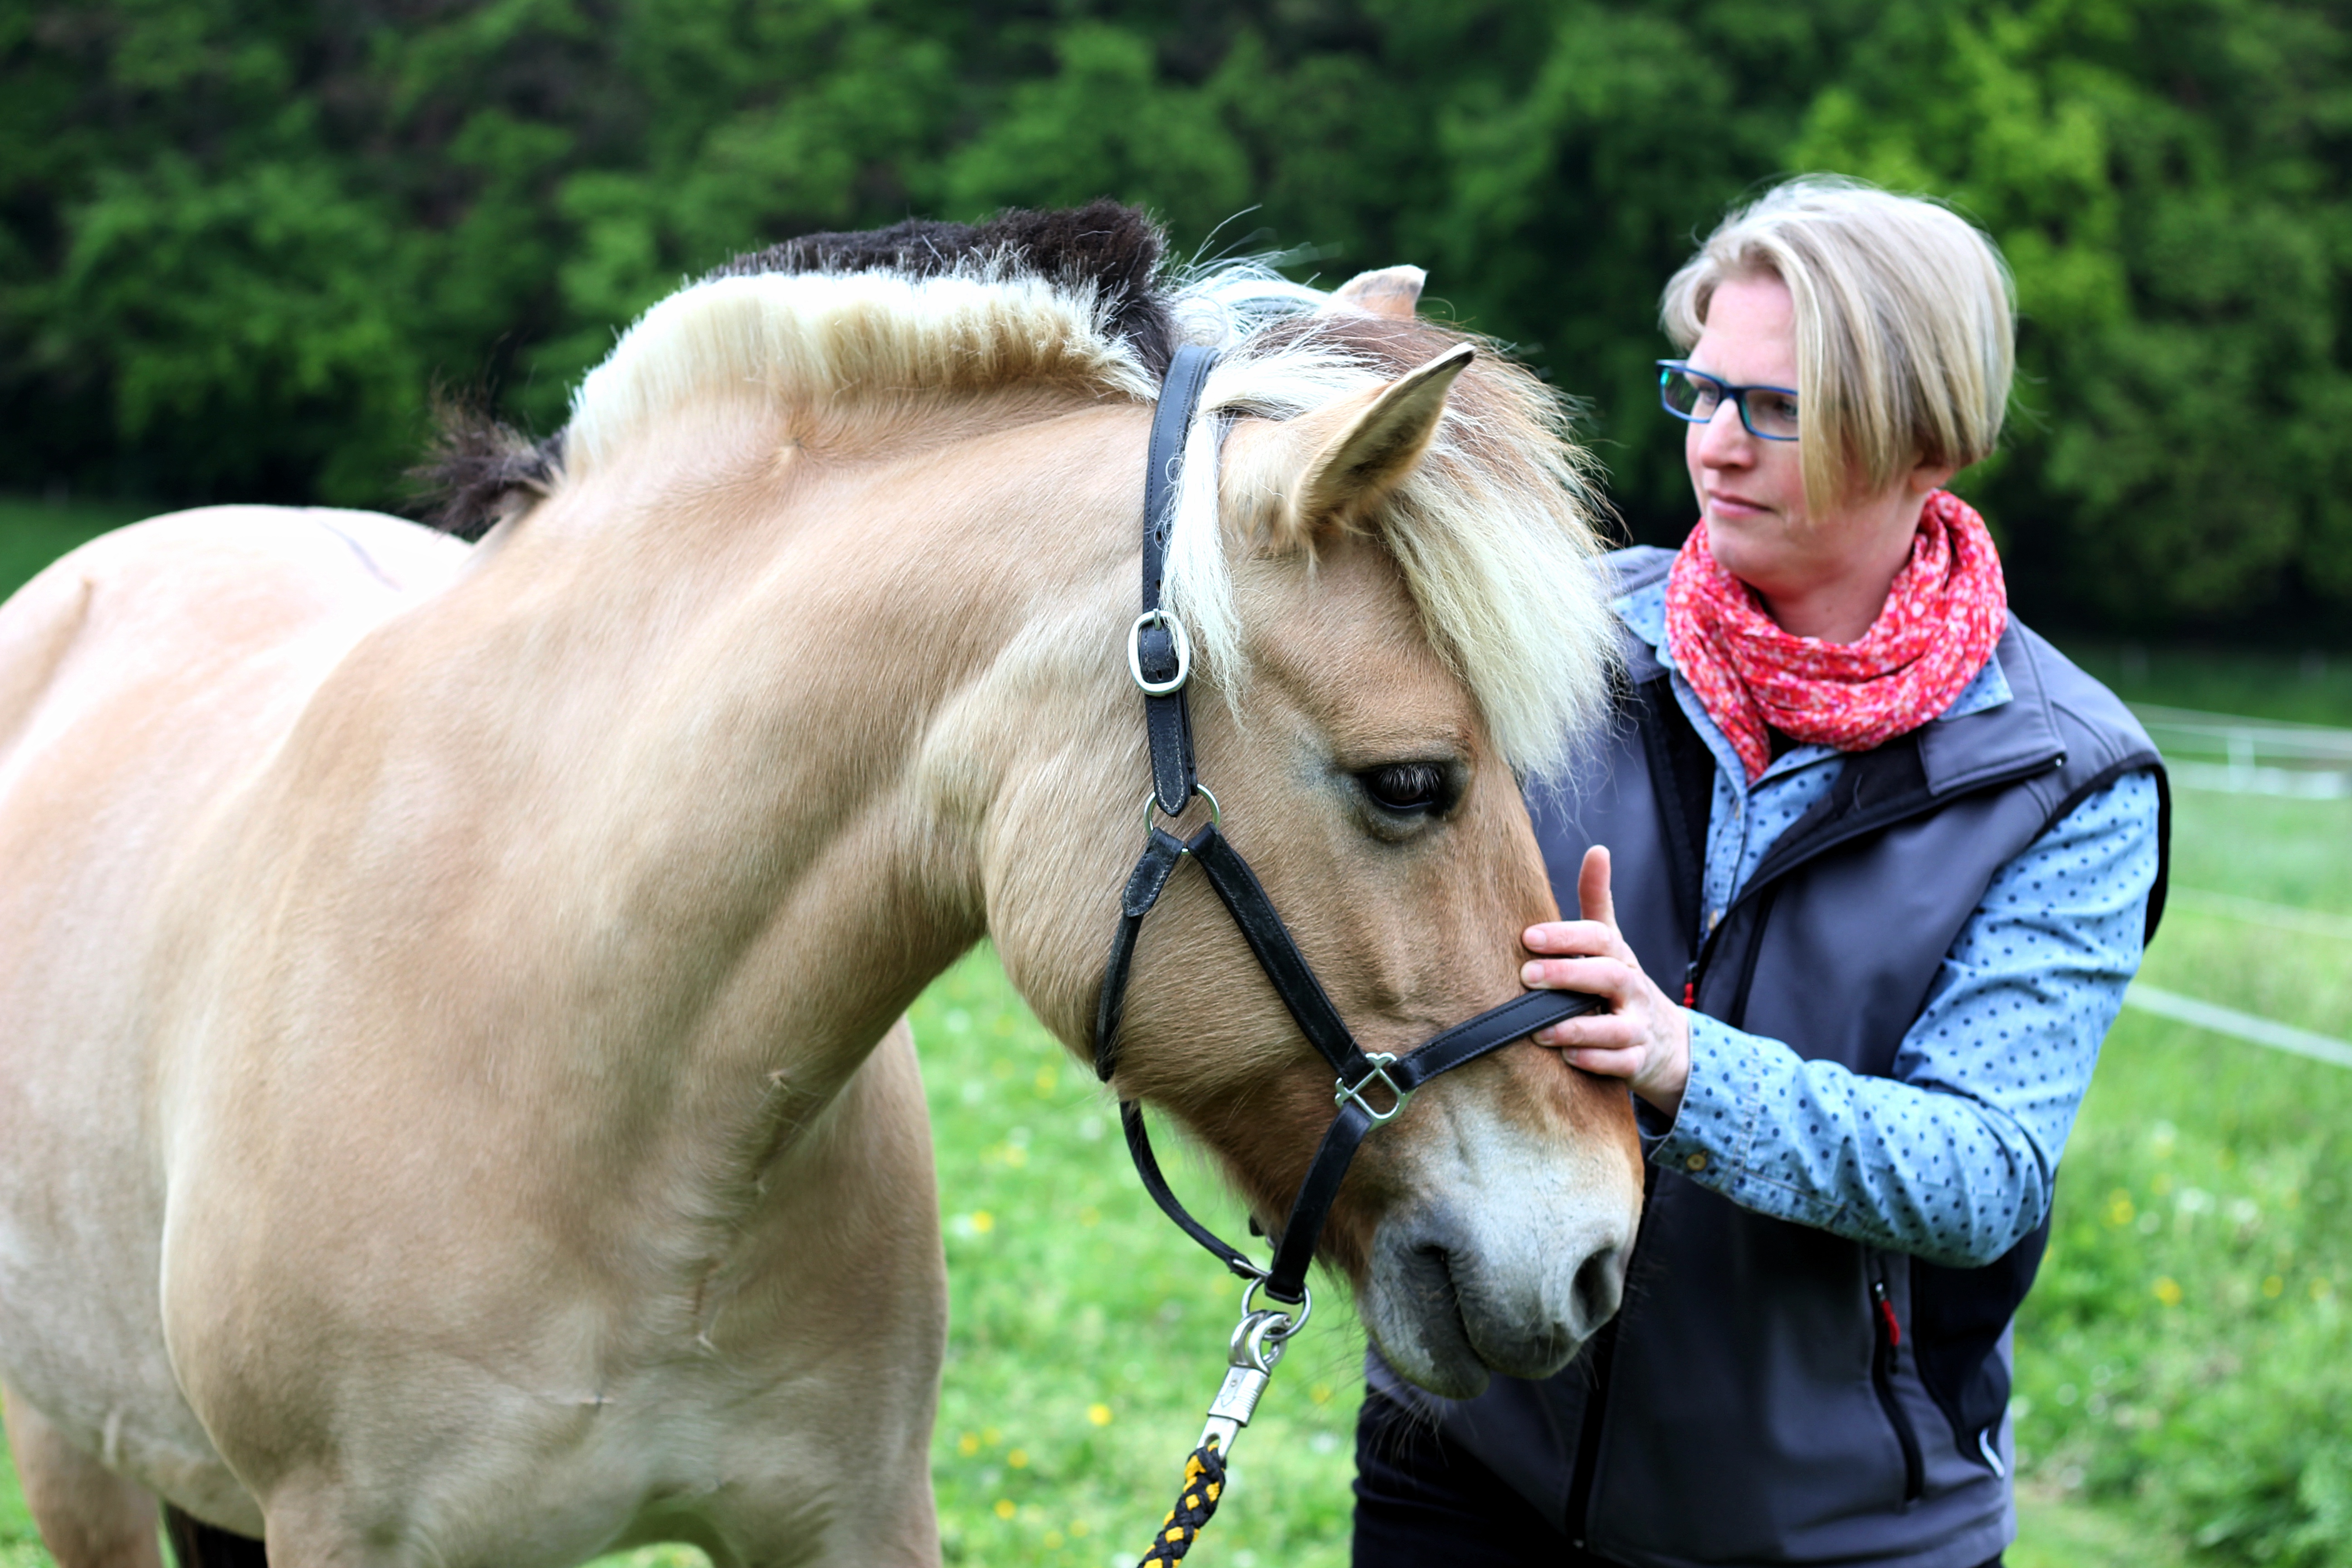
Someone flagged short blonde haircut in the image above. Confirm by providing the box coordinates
[1661,176,2014,508]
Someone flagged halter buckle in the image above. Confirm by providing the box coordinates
[1127,609,1192,696]
[1335,1052,1412,1127]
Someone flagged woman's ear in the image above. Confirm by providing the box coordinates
[1223,344,1475,552]
[1907,456,1960,495]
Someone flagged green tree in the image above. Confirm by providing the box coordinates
[5,0,2350,638]
[1791,0,2352,631]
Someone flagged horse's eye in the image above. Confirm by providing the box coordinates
[1361,762,1449,813]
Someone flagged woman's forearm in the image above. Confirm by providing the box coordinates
[1641,769,2162,1265]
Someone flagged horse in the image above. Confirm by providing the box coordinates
[0,203,1641,1567]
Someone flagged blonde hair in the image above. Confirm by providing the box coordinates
[1660,176,2014,507]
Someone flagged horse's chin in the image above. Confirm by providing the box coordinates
[1359,1197,1628,1401]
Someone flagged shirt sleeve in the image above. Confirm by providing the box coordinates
[1646,768,2163,1268]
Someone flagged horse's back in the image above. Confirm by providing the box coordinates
[0,505,466,1528]
[0,505,463,763]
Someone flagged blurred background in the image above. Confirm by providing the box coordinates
[0,3,2347,1567]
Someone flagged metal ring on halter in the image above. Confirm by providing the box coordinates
[1141,783,1221,837]
[1232,1311,1297,1376]
[1127,609,1192,696]
[1239,1275,1312,1334]
[1335,1051,1413,1127]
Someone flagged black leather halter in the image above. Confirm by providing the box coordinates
[1094,344,1603,1308]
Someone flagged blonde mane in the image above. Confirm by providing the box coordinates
[563,266,1162,475]
[557,255,1618,776]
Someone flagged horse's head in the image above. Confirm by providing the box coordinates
[417,210,1632,1403]
[993,274,1643,1400]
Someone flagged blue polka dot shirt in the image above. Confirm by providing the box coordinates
[1616,580,2162,1268]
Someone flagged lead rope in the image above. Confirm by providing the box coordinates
[1137,1440,1226,1565]
[1134,1290,1307,1565]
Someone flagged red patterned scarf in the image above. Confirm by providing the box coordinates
[1664,489,2007,781]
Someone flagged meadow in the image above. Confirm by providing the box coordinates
[0,497,2347,1566]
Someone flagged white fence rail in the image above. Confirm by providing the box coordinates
[2124,983,2352,1069]
[2129,703,2352,798]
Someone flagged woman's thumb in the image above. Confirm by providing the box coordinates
[1578,844,1619,931]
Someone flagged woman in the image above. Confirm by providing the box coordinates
[1353,178,2167,1568]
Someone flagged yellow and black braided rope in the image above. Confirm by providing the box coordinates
[1136,1436,1228,1565]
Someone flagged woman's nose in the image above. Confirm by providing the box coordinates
[1695,400,1752,466]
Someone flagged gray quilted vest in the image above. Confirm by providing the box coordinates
[1372,547,2169,1568]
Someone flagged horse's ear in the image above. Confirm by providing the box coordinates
[1238,343,1473,548]
[1321,266,1426,320]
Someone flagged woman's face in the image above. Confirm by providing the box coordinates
[1683,272,1948,642]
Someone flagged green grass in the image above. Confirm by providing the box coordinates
[0,1460,42,1568]
[2013,1007,2352,1566]
[2154,796,2352,1047]
[2003,784,2352,1566]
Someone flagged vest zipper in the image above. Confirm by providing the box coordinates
[1870,1272,1926,1504]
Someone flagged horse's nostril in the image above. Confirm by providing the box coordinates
[1573,1245,1627,1334]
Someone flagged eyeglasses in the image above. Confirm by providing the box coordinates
[1656,360,1799,441]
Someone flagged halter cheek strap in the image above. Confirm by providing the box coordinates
[1133,344,1216,816]
[1094,344,1602,1310]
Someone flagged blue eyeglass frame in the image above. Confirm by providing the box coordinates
[1656,359,1800,441]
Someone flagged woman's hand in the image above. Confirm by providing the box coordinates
[1524,845,1692,1117]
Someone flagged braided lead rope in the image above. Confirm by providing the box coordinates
[1129,1296,1304,1566]
[1137,1437,1227,1566]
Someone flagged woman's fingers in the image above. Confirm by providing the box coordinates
[1514,843,1693,1115]
[1526,848,1634,965]
[1563,1044,1647,1079]
[1529,961,1637,1048]
[1534,1007,1641,1051]
[1521,919,1632,962]
[1522,953,1630,995]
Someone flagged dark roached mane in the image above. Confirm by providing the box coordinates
[709,198,1176,374]
[416,200,1176,540]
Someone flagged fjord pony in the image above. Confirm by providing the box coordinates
[0,207,1640,1567]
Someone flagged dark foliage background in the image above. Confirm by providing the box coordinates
[5,0,2348,637]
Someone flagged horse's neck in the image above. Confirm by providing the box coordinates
[363,400,1143,1105]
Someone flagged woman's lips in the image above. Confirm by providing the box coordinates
[1706,491,1770,519]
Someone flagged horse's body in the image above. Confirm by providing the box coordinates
[0,211,1639,1566]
